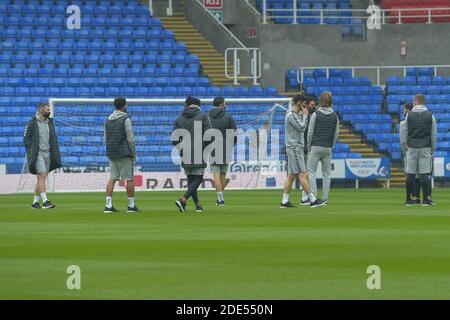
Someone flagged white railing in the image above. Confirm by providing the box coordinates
[244,0,261,16]
[167,0,173,16]
[148,0,173,16]
[296,65,450,87]
[148,0,153,15]
[261,0,450,25]
[225,48,261,86]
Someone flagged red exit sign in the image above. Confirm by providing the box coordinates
[203,0,222,9]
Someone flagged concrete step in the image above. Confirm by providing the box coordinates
[361,153,385,157]
[339,139,362,144]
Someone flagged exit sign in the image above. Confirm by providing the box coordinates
[203,0,222,9]
[210,10,223,22]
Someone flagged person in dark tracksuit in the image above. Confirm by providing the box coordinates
[24,102,62,209]
[401,94,437,206]
[300,96,317,205]
[208,96,237,206]
[104,97,140,214]
[306,91,339,204]
[400,102,421,205]
[172,96,212,213]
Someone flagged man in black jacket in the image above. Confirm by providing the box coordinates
[23,102,62,209]
[208,97,237,206]
[172,96,212,213]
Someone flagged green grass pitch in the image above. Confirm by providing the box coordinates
[0,188,449,299]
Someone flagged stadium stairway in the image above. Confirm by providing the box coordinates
[340,122,405,187]
[159,5,234,86]
[387,113,406,187]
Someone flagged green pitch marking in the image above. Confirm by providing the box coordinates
[0,189,449,299]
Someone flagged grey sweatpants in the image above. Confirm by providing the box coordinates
[405,147,432,174]
[307,146,332,200]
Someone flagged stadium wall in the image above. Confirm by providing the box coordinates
[258,23,450,90]
[185,0,257,77]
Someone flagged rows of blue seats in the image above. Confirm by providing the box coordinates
[1,50,197,64]
[388,85,450,95]
[257,0,351,7]
[306,85,383,95]
[256,0,353,24]
[387,93,450,104]
[0,15,162,28]
[386,76,449,87]
[0,86,279,98]
[0,38,187,51]
[286,68,364,90]
[1,76,209,88]
[0,66,200,77]
[1,30,176,42]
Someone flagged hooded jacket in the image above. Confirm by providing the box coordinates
[104,110,136,159]
[23,115,62,174]
[307,107,339,149]
[172,105,212,169]
[402,105,437,152]
[207,107,237,165]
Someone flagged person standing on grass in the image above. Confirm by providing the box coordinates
[104,97,140,214]
[24,102,62,209]
[280,94,325,209]
[402,94,436,206]
[208,96,237,206]
[172,96,212,213]
[300,96,317,205]
[306,91,339,205]
[400,101,421,206]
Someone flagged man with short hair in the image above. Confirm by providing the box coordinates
[402,94,437,206]
[208,96,237,206]
[172,96,212,213]
[400,101,421,206]
[306,91,339,204]
[24,102,62,209]
[104,97,140,213]
[301,96,317,205]
[280,94,325,209]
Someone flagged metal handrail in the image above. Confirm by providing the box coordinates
[193,0,249,51]
[296,65,450,87]
[244,0,261,16]
[225,48,261,85]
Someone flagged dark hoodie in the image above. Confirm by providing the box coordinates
[208,107,237,165]
[172,104,212,169]
[23,115,62,174]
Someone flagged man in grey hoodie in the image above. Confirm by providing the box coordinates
[280,94,325,209]
[401,94,437,206]
[208,96,237,206]
[400,101,422,206]
[104,97,139,213]
[306,91,339,204]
